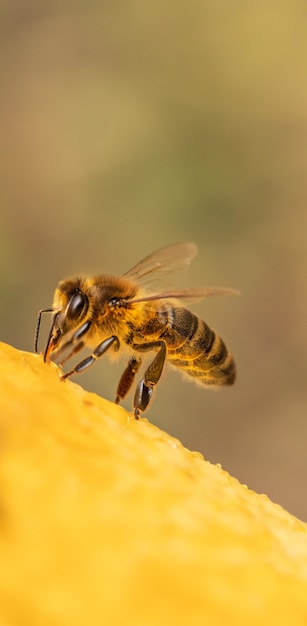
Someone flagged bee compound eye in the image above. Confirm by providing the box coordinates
[66,292,88,320]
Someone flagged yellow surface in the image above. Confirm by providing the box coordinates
[0,341,307,626]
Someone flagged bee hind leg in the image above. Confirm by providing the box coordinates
[115,357,142,405]
[133,342,166,419]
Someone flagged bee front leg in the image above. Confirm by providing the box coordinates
[61,335,120,380]
[133,342,166,419]
[57,340,85,366]
[115,357,142,405]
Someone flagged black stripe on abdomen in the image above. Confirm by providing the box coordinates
[167,309,236,386]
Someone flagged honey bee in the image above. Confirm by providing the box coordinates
[35,243,238,418]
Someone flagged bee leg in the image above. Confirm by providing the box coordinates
[133,342,166,419]
[61,335,120,380]
[115,357,142,405]
[57,341,85,366]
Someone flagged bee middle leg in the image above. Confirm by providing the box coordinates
[133,341,167,419]
[115,357,142,405]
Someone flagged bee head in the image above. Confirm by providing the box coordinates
[35,274,138,363]
[54,278,89,331]
[34,278,90,362]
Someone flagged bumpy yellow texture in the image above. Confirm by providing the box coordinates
[0,342,307,626]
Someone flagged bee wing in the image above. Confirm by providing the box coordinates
[131,287,240,304]
[123,242,198,285]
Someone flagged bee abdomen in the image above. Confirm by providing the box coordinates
[167,309,236,386]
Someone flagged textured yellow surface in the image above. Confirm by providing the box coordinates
[0,341,307,626]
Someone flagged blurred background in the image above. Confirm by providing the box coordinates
[1,0,306,520]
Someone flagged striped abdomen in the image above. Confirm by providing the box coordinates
[162,306,236,386]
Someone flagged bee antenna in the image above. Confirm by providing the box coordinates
[34,308,54,353]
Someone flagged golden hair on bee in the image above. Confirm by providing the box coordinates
[35,243,238,419]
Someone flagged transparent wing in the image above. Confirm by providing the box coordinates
[131,287,240,305]
[123,242,198,286]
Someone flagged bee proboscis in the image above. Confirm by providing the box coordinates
[35,243,238,418]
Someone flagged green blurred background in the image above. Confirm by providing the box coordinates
[1,1,307,520]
